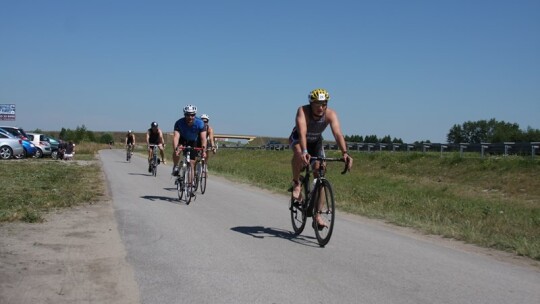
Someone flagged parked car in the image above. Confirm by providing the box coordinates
[46,135,60,159]
[0,125,29,139]
[0,132,24,159]
[21,141,37,158]
[26,133,52,158]
[0,127,35,158]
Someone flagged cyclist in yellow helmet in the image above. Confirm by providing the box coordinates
[289,88,353,225]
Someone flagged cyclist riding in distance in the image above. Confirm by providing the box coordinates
[198,114,217,160]
[125,130,135,153]
[289,88,353,223]
[146,122,166,172]
[172,105,207,177]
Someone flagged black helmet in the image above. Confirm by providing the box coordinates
[151,121,158,128]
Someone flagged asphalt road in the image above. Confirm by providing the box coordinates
[100,149,540,304]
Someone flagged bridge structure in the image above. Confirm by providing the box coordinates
[214,134,257,142]
[164,133,258,143]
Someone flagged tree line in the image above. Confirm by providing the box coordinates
[344,134,404,144]
[446,119,540,144]
[345,119,539,144]
[32,125,114,144]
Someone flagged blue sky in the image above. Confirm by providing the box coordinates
[1,0,539,143]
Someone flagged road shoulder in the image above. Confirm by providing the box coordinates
[0,200,140,304]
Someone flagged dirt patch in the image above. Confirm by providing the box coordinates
[0,201,140,304]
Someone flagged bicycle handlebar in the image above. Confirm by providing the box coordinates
[175,146,205,152]
[309,157,351,175]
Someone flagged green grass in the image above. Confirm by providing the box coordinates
[210,149,540,260]
[2,143,539,260]
[0,143,105,222]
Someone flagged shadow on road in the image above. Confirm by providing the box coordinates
[129,173,154,176]
[140,195,182,205]
[231,226,318,247]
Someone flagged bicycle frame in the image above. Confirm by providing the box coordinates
[290,156,348,247]
[149,145,159,176]
[175,146,204,204]
[126,144,133,161]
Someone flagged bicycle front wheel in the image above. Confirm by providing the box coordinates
[176,176,184,201]
[312,179,335,247]
[200,162,207,194]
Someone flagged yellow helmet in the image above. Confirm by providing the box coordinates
[309,88,330,102]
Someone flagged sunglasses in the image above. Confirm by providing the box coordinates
[185,113,196,117]
[311,101,328,107]
[202,120,208,123]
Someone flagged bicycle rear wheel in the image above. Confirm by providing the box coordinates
[151,148,158,176]
[200,162,207,194]
[290,198,307,235]
[185,165,193,204]
[312,179,335,247]
[193,162,201,192]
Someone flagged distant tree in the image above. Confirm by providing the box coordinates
[100,133,114,144]
[447,118,538,143]
[59,128,67,140]
[447,124,465,143]
[523,126,540,142]
[74,125,87,143]
[344,134,363,142]
[380,135,392,144]
[344,135,410,144]
[364,134,379,143]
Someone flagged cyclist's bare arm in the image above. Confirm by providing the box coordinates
[208,126,215,146]
[327,109,353,170]
[295,106,310,165]
[200,130,208,158]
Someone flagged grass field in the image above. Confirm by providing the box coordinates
[1,143,539,260]
[209,149,540,260]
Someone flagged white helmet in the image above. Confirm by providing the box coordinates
[183,104,197,114]
[128,130,132,133]
[201,114,210,121]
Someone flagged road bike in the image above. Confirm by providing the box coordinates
[175,146,203,204]
[289,156,349,247]
[149,144,159,177]
[193,149,210,194]
[126,144,134,162]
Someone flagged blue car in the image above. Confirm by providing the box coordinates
[21,139,37,158]
[0,127,36,158]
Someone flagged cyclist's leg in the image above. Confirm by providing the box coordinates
[147,145,154,172]
[189,158,197,186]
[157,144,165,164]
[147,145,153,162]
[313,145,327,227]
[290,140,304,200]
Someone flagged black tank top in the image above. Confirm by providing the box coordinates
[148,129,160,144]
[304,105,328,143]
